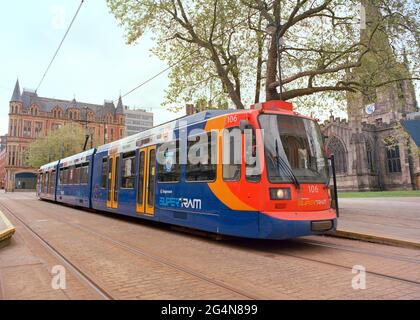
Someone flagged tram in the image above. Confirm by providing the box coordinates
[37,100,338,239]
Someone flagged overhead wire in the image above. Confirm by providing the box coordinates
[116,0,275,104]
[36,0,85,93]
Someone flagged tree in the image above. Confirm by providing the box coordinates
[25,124,94,168]
[107,0,419,110]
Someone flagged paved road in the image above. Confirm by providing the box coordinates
[0,192,419,300]
[338,197,420,245]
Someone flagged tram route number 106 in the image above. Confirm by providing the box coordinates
[226,115,239,124]
[205,304,258,315]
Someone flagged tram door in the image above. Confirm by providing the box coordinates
[106,154,120,209]
[136,146,156,216]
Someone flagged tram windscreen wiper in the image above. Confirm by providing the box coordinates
[275,139,300,189]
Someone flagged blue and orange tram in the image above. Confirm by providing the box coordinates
[37,100,338,239]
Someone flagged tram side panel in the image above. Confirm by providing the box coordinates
[38,161,60,202]
[56,154,94,208]
[116,150,139,218]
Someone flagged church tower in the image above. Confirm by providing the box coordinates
[347,0,418,125]
[323,0,418,191]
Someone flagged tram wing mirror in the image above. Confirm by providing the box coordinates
[239,120,250,132]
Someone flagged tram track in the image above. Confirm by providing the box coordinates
[295,238,420,264]
[259,246,420,287]
[0,200,266,300]
[3,195,420,298]
[0,202,114,300]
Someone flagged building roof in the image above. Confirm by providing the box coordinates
[116,96,124,114]
[11,81,124,117]
[401,119,420,147]
[18,89,122,118]
[10,79,22,102]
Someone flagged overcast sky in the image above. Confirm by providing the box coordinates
[0,0,183,135]
[1,1,417,137]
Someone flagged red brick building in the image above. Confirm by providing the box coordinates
[2,80,126,191]
[0,151,6,189]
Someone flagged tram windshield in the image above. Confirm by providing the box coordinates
[259,114,329,184]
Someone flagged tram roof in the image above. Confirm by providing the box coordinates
[40,160,60,171]
[59,149,96,167]
[97,109,237,154]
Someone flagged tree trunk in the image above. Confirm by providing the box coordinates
[210,49,244,109]
[254,29,264,103]
[265,35,280,101]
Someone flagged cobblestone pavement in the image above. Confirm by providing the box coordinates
[338,197,420,244]
[0,192,419,300]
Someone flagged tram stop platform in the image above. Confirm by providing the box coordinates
[333,197,420,250]
[0,210,15,247]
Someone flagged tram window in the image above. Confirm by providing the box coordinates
[51,171,56,190]
[69,167,75,185]
[137,151,145,206]
[44,172,49,192]
[223,128,241,181]
[40,174,44,192]
[101,158,107,188]
[107,158,114,202]
[37,174,42,191]
[245,128,261,182]
[63,168,69,185]
[74,165,81,184]
[59,169,64,185]
[114,156,120,200]
[122,152,136,189]
[148,149,156,207]
[186,132,217,182]
[80,163,89,184]
[157,141,180,183]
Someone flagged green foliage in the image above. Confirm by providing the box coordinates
[107,0,419,113]
[25,124,88,168]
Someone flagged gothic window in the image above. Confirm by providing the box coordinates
[52,107,62,119]
[87,112,95,122]
[365,139,375,172]
[327,136,347,174]
[30,106,38,116]
[13,119,17,137]
[386,145,402,173]
[23,121,32,138]
[106,113,113,124]
[35,122,43,138]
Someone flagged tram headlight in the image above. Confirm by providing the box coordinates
[270,188,291,200]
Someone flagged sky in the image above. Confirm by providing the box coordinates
[1,1,417,136]
[0,0,183,135]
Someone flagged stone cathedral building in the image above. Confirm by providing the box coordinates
[321,2,420,191]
